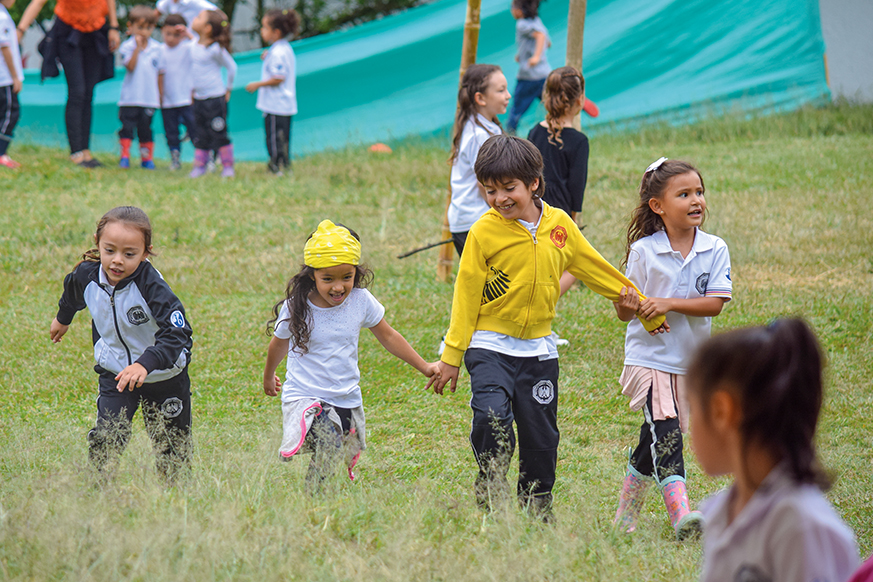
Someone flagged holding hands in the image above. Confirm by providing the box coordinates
[614,286,670,335]
[426,361,459,395]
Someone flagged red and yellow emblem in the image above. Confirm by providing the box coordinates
[550,225,568,249]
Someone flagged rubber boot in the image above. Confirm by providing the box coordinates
[218,144,234,178]
[119,138,132,168]
[660,476,704,540]
[140,142,155,169]
[189,148,209,178]
[614,462,653,533]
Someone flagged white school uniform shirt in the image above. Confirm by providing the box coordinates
[623,228,732,374]
[700,464,860,582]
[273,288,385,409]
[155,0,217,30]
[118,37,164,108]
[256,39,297,116]
[159,40,194,108]
[190,42,236,100]
[0,5,24,86]
[449,114,501,233]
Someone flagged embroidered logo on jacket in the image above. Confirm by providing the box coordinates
[481,267,510,305]
[696,272,710,295]
[170,310,186,328]
[550,225,567,249]
[127,306,150,326]
[532,380,555,404]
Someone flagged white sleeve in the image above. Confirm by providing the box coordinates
[119,39,136,65]
[360,290,386,329]
[265,50,288,80]
[625,242,648,292]
[155,0,170,14]
[0,15,13,47]
[273,302,293,339]
[220,47,236,88]
[705,239,732,300]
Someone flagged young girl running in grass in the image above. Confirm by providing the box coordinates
[263,220,439,490]
[50,206,193,481]
[448,63,511,257]
[612,158,732,540]
[688,319,859,580]
[245,8,299,175]
[189,9,236,178]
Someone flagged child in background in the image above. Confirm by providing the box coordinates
[189,9,236,178]
[506,0,550,135]
[527,66,588,223]
[50,206,194,481]
[263,220,439,491]
[689,319,860,580]
[448,63,510,257]
[245,8,299,175]
[159,14,196,171]
[155,0,217,37]
[117,6,162,169]
[0,0,23,169]
[429,135,665,520]
[612,157,731,540]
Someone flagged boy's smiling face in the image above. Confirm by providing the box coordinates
[483,178,541,223]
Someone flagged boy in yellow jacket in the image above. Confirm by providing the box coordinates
[428,135,666,520]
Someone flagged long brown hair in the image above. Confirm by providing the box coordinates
[81,206,155,265]
[267,225,374,354]
[622,159,704,268]
[202,10,232,51]
[449,64,503,164]
[542,66,584,147]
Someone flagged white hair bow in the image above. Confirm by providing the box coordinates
[646,157,668,173]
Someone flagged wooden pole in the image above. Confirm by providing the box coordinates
[565,0,587,131]
[438,0,482,282]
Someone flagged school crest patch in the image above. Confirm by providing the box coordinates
[481,266,510,305]
[550,225,567,249]
[532,380,555,405]
[211,116,226,131]
[696,272,710,295]
[127,306,150,326]
[161,397,184,419]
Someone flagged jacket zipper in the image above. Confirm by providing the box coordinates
[520,221,537,334]
[109,289,133,366]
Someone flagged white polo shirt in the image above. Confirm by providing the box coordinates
[0,5,24,87]
[256,39,297,116]
[156,0,217,31]
[190,42,236,100]
[449,114,501,233]
[119,37,164,108]
[700,464,859,582]
[159,40,194,108]
[623,228,732,374]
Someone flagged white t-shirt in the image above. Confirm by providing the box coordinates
[273,288,386,408]
[191,41,236,100]
[449,114,501,233]
[159,40,194,108]
[156,0,217,30]
[700,464,859,582]
[119,37,164,108]
[256,39,297,116]
[0,6,23,87]
[623,228,732,374]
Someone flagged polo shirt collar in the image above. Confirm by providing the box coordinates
[651,228,713,256]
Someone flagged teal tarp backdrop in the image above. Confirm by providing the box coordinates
[16,0,830,160]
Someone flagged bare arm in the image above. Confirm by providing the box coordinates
[369,318,438,378]
[105,0,120,51]
[638,296,727,320]
[263,335,289,397]
[158,71,164,105]
[613,286,641,322]
[16,0,49,40]
[245,77,283,93]
[528,31,546,67]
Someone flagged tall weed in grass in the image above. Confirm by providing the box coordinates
[1,103,871,580]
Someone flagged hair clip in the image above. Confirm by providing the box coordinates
[645,157,667,173]
[283,9,288,14]
[221,20,228,26]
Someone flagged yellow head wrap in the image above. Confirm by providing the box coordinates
[303,220,362,269]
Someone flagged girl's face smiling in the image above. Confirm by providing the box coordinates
[98,221,151,286]
[310,264,356,308]
[475,72,511,120]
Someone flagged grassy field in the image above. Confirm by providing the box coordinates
[1,103,871,580]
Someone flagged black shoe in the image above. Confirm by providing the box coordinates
[83,158,104,168]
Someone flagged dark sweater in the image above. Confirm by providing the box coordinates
[527,123,589,215]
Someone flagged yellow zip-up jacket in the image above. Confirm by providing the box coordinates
[441,203,666,368]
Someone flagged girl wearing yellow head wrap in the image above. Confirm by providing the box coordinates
[262,220,440,489]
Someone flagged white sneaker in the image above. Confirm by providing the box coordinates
[553,333,570,347]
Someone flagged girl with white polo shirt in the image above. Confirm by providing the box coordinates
[612,157,732,540]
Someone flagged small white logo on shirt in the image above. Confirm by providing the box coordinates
[170,310,186,328]
[532,380,554,404]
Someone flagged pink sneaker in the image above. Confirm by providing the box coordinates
[0,154,21,168]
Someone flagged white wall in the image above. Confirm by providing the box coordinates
[819,0,873,102]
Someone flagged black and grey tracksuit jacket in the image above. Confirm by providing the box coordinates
[56,260,193,383]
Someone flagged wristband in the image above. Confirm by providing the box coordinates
[109,25,120,31]
[17,26,27,34]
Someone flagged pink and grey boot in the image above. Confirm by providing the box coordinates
[190,148,209,178]
[218,144,234,178]
[660,475,704,540]
[614,462,652,533]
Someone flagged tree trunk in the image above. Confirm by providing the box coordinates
[565,0,586,130]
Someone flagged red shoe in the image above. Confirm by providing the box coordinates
[582,97,600,118]
[0,155,21,168]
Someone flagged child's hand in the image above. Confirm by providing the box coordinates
[527,56,540,67]
[12,78,22,94]
[115,363,148,392]
[261,49,268,60]
[617,286,641,311]
[263,374,281,397]
[136,34,149,50]
[50,318,69,343]
[423,362,442,381]
[639,297,672,320]
[427,361,459,395]
[648,321,671,336]
[245,81,258,93]
[225,90,231,102]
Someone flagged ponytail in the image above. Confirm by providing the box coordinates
[449,64,503,164]
[542,66,584,148]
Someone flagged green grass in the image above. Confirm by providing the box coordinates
[1,102,871,580]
